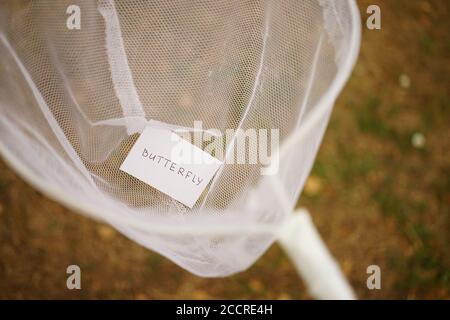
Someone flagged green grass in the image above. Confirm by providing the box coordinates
[374,176,449,294]
[355,97,394,138]
[420,32,437,55]
[354,96,421,152]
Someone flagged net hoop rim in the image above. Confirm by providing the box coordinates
[0,0,361,236]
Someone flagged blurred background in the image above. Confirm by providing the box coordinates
[0,0,448,299]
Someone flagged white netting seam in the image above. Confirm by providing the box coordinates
[98,0,146,134]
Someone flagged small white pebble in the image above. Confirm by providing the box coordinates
[411,132,426,149]
[399,74,411,89]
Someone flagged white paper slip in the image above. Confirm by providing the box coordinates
[120,125,223,208]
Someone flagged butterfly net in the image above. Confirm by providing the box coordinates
[0,0,360,277]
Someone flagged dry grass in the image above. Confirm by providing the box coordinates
[0,0,449,299]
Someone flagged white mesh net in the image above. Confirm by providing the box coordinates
[0,0,360,279]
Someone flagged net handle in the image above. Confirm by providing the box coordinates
[278,208,356,300]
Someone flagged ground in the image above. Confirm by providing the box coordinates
[0,0,449,299]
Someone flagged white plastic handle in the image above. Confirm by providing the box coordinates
[278,209,356,300]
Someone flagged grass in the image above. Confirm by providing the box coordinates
[0,0,449,299]
[374,174,449,296]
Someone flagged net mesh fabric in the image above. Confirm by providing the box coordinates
[0,0,358,276]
